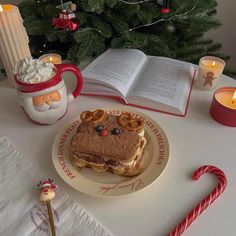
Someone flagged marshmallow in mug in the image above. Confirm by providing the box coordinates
[14,57,55,83]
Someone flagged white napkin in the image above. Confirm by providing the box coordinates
[0,136,112,236]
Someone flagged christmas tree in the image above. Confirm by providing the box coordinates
[19,0,235,77]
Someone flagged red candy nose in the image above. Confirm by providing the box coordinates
[43,188,49,193]
[99,129,109,137]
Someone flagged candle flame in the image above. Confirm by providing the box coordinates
[49,57,53,62]
[0,5,3,12]
[212,61,216,67]
[232,91,236,104]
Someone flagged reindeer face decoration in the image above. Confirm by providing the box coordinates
[79,109,144,136]
[70,109,147,177]
[78,109,144,137]
[37,179,57,202]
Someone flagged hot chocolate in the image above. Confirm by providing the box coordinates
[14,57,55,83]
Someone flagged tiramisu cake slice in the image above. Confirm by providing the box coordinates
[70,109,147,177]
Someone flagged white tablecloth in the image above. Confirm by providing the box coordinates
[1,74,236,236]
[0,135,112,236]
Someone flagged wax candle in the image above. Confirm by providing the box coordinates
[210,87,236,127]
[215,90,236,109]
[196,56,225,90]
[39,53,62,64]
[0,4,31,87]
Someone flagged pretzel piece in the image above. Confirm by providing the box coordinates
[118,113,144,132]
[80,109,107,123]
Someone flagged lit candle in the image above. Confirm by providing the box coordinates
[215,90,236,109]
[196,56,225,90]
[0,4,31,87]
[232,91,236,104]
[210,87,236,127]
[39,53,62,64]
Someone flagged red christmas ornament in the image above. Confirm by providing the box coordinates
[161,7,171,14]
[52,2,80,32]
[160,0,171,14]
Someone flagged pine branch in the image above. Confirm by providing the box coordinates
[195,38,213,45]
[45,30,70,42]
[23,16,38,25]
[176,45,207,62]
[185,16,221,32]
[77,12,90,25]
[111,36,126,48]
[207,42,222,52]
[19,0,38,17]
[104,0,118,8]
[25,20,53,36]
[70,30,106,63]
[80,0,105,13]
[107,12,129,33]
[67,43,80,64]
[44,4,60,18]
[137,3,161,24]
[89,15,113,37]
[19,0,233,71]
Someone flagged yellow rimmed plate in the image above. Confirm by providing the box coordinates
[52,107,170,197]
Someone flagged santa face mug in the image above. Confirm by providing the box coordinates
[14,59,83,125]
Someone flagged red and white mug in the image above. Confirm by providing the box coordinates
[14,63,83,124]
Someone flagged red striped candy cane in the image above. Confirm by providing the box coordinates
[168,165,227,236]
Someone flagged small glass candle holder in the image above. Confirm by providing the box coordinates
[39,53,62,64]
[196,56,225,90]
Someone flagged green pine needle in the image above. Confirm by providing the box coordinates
[25,20,53,36]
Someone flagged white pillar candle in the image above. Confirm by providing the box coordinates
[0,4,31,87]
[196,56,225,90]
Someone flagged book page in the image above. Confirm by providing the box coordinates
[82,49,147,96]
[128,57,194,112]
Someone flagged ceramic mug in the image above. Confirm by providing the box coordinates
[14,64,83,124]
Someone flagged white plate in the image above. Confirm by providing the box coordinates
[52,107,170,197]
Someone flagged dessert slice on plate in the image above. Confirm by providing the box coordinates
[70,109,147,177]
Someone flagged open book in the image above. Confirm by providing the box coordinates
[81,49,195,116]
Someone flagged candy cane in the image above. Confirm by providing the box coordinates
[168,165,227,236]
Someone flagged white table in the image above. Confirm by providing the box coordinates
[0,73,236,236]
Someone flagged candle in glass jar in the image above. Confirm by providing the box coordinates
[0,4,31,87]
[210,87,236,127]
[39,53,62,64]
[196,56,225,90]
